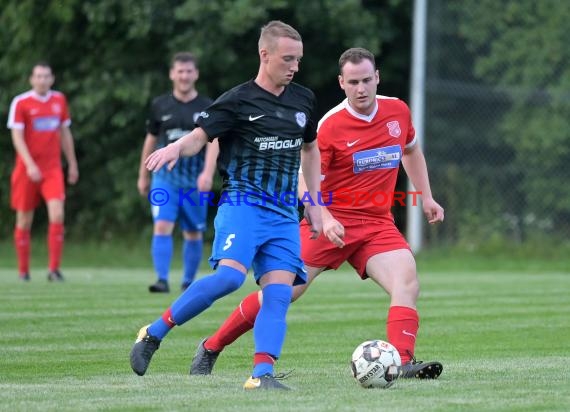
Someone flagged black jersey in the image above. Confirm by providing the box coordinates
[196,80,317,220]
[147,93,212,187]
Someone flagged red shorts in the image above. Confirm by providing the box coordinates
[300,214,411,279]
[11,167,65,211]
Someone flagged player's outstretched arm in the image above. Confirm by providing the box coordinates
[401,144,444,224]
[301,140,323,238]
[197,138,219,192]
[146,127,209,172]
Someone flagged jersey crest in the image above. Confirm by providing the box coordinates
[387,121,401,137]
[295,112,307,128]
[51,102,62,114]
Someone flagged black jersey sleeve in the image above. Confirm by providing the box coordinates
[303,91,318,144]
[196,88,240,142]
[146,97,161,136]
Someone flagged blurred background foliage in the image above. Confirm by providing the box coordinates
[1,0,568,256]
[0,0,409,242]
[424,0,570,253]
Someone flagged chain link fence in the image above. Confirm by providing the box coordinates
[422,0,570,251]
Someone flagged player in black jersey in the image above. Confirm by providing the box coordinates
[137,52,218,293]
[131,21,322,390]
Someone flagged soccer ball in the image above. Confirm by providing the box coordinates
[350,340,402,388]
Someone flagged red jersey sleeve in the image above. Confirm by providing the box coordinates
[60,93,71,127]
[404,102,416,148]
[317,119,334,178]
[7,96,25,130]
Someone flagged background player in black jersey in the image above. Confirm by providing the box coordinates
[130,21,322,390]
[137,52,219,293]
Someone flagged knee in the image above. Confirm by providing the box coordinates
[183,231,203,241]
[405,276,420,300]
[262,284,293,311]
[16,212,34,229]
[392,269,420,303]
[47,202,65,223]
[218,267,246,292]
[16,219,33,230]
[291,284,307,302]
[154,220,174,235]
[227,273,246,291]
[50,213,64,224]
[400,259,419,299]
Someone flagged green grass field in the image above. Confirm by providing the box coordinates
[1,253,569,412]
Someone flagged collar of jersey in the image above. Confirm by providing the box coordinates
[30,90,53,102]
[343,97,378,123]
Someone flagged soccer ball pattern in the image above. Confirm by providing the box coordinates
[351,340,402,388]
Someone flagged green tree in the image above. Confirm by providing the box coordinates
[455,0,570,238]
[0,0,411,240]
[424,0,569,246]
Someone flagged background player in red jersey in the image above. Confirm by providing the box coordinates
[190,47,445,380]
[7,62,79,282]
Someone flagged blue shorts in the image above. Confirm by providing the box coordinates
[209,203,306,286]
[150,180,207,232]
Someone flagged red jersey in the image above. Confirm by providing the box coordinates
[7,90,71,172]
[317,96,416,219]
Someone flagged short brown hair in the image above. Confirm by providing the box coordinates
[171,52,198,68]
[31,61,52,75]
[338,48,376,74]
[259,20,302,51]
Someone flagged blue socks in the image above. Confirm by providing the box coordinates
[147,265,246,339]
[252,283,293,378]
[147,315,173,339]
[146,266,294,380]
[182,239,203,285]
[151,234,173,282]
[152,236,202,285]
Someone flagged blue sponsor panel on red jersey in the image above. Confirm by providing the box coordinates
[33,116,60,131]
[352,144,401,174]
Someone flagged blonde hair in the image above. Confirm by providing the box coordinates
[258,20,302,51]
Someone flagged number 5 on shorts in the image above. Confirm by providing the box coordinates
[223,234,236,251]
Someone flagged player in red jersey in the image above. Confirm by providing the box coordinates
[7,62,79,282]
[190,48,445,379]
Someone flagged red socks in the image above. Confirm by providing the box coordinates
[161,307,176,328]
[386,305,419,364]
[204,294,420,365]
[205,291,261,352]
[48,223,64,272]
[253,352,275,367]
[15,223,65,276]
[14,228,31,275]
